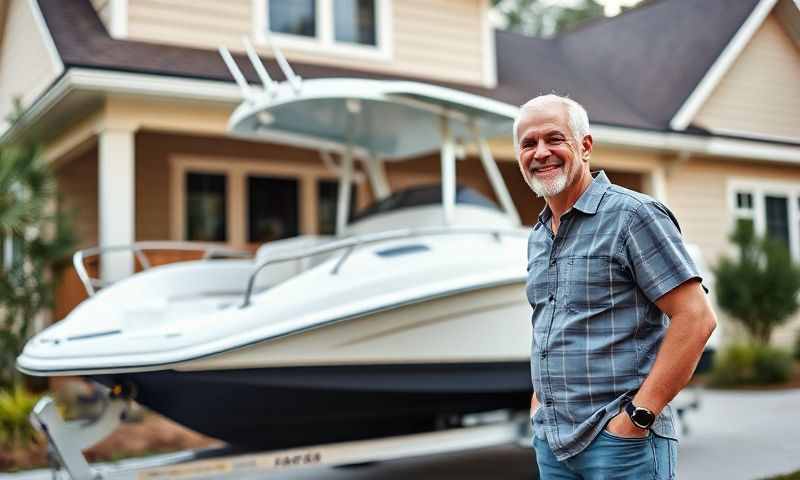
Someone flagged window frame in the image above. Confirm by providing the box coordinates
[170,155,368,248]
[728,178,800,260]
[254,0,393,62]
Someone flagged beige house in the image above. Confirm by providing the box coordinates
[1,0,799,344]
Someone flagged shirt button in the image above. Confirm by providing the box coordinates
[540,351,547,359]
[550,259,556,266]
[545,400,553,407]
[548,294,554,303]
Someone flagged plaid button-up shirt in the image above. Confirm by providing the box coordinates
[527,171,701,461]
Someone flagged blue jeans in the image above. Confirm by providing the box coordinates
[533,430,678,479]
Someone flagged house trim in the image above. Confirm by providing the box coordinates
[481,0,497,88]
[27,0,64,77]
[108,0,128,39]
[698,126,800,146]
[669,0,778,130]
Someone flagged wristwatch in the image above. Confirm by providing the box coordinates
[624,401,656,429]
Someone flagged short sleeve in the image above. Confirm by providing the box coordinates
[623,201,702,303]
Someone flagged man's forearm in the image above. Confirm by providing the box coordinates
[633,309,716,415]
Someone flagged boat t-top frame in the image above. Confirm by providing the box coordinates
[219,37,521,233]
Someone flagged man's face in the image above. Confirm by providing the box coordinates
[515,102,587,198]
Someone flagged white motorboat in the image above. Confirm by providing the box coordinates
[17,46,534,449]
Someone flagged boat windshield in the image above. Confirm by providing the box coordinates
[351,184,500,223]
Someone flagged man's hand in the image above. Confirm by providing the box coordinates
[604,412,648,438]
[531,394,540,418]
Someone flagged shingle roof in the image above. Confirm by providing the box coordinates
[36,0,762,131]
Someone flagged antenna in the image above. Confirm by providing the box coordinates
[218,46,253,101]
[241,36,276,97]
[266,36,302,94]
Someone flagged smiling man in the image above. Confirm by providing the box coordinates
[515,95,717,479]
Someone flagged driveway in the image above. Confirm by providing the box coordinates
[3,388,799,480]
[677,388,800,480]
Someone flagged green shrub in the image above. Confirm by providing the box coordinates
[710,344,793,387]
[795,330,800,361]
[0,384,41,447]
[714,220,800,345]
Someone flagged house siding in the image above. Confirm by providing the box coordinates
[56,147,99,248]
[0,0,60,132]
[667,156,800,347]
[124,0,490,87]
[694,14,800,141]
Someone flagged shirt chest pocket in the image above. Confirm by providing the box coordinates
[565,255,615,310]
[526,258,550,305]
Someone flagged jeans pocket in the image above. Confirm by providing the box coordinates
[600,429,651,442]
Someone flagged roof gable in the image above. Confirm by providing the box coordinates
[668,0,781,129]
[693,12,800,141]
[0,0,62,133]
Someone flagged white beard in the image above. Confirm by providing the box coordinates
[526,168,568,198]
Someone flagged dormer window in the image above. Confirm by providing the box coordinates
[334,0,377,46]
[268,1,316,38]
[256,0,391,60]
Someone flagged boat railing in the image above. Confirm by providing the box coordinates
[240,226,527,308]
[73,241,251,296]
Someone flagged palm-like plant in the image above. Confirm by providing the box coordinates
[0,103,76,388]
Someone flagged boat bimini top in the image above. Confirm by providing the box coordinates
[220,39,522,232]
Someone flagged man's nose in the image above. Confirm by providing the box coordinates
[533,140,550,161]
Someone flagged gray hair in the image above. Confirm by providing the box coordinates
[512,94,591,154]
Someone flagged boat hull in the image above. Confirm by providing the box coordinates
[95,361,532,450]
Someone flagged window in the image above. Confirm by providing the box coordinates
[258,0,391,59]
[173,156,367,246]
[736,192,753,209]
[334,0,376,46]
[730,182,800,260]
[765,195,790,246]
[268,0,316,37]
[186,173,227,242]
[318,180,358,235]
[248,176,299,242]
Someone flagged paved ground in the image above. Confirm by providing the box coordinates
[677,388,800,480]
[4,388,799,480]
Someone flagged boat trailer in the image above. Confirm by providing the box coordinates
[27,390,532,480]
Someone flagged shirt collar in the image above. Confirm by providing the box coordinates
[535,170,610,229]
[573,170,611,215]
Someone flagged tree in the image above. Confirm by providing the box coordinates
[0,101,76,388]
[714,220,800,345]
[492,0,642,38]
[492,0,605,37]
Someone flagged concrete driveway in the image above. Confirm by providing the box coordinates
[3,388,799,480]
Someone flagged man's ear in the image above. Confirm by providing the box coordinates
[581,134,593,162]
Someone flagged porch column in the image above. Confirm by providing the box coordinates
[98,128,135,282]
[647,165,668,204]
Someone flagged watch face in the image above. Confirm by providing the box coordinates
[631,407,655,428]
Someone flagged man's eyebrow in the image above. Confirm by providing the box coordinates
[520,129,565,143]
